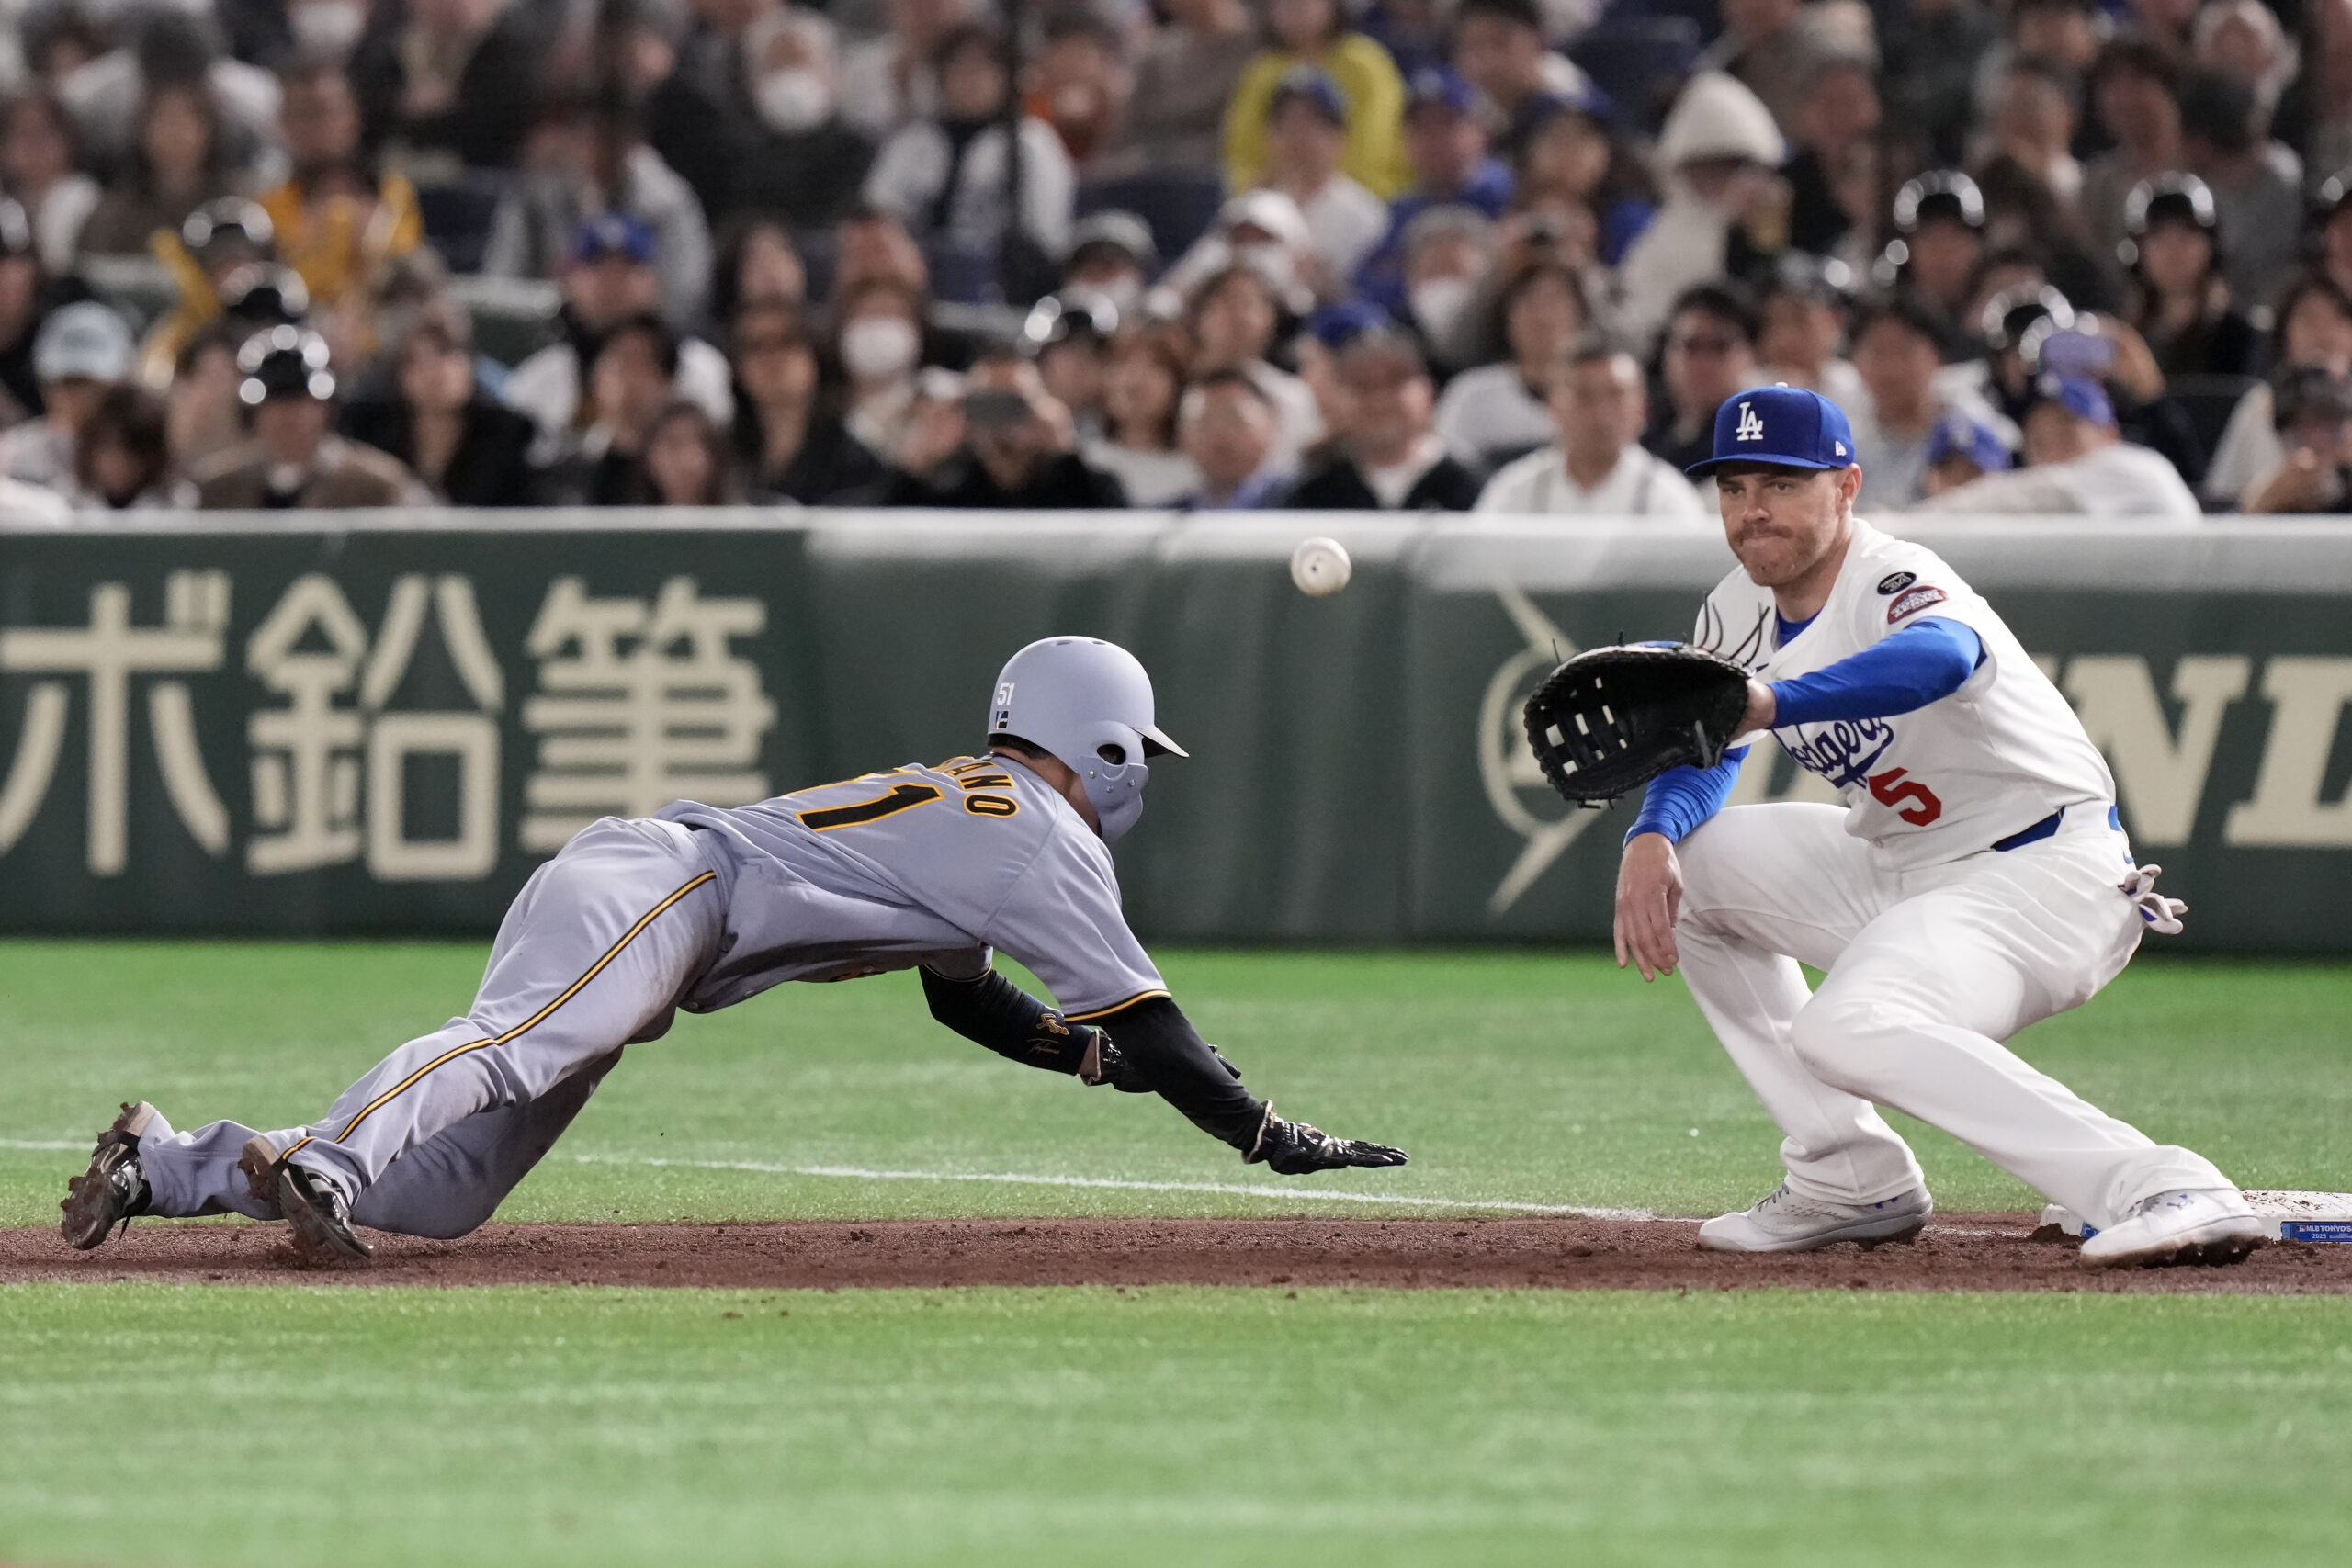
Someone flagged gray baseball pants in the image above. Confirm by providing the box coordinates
[135,818,724,1238]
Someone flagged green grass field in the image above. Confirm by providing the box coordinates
[4,942,2350,1567]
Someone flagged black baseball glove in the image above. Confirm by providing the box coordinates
[1521,642,1754,806]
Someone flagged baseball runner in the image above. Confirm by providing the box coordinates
[1610,385,2262,1267]
[62,637,1406,1259]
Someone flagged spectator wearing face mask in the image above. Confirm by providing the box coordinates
[1393,204,1497,374]
[73,381,177,509]
[503,214,733,463]
[1185,262,1320,476]
[342,308,542,506]
[1614,73,1786,352]
[834,275,930,462]
[1920,374,2202,518]
[1153,189,1318,319]
[1434,257,1588,474]
[1351,66,1511,314]
[1225,0,1409,199]
[1095,0,1257,179]
[1082,323,1202,508]
[484,91,714,329]
[730,303,886,505]
[1283,330,1481,510]
[861,21,1075,294]
[1178,367,1287,509]
[0,299,134,491]
[0,89,100,275]
[1644,285,1762,475]
[884,348,1127,508]
[1475,337,1712,520]
[1257,69,1387,299]
[729,6,877,230]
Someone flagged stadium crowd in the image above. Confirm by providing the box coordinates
[2,0,2351,517]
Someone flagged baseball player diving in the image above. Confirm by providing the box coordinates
[62,637,1406,1259]
[1611,385,2261,1268]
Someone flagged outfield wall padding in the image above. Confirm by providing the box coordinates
[3,510,2348,951]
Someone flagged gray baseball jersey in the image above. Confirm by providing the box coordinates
[661,754,1168,1020]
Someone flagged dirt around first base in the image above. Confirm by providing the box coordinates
[5,1214,2351,1292]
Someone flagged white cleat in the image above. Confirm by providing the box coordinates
[1697,1182,1934,1253]
[2078,1189,2265,1269]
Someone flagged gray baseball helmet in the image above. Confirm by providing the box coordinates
[986,637,1185,843]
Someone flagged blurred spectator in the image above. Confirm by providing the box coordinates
[2243,367,2352,514]
[1023,290,1114,440]
[2177,69,2301,310]
[1783,54,1879,257]
[484,91,713,327]
[2205,273,2352,505]
[1972,0,2099,128]
[884,348,1127,507]
[1701,0,1875,138]
[1883,173,1986,322]
[1433,257,1584,471]
[2120,175,2256,379]
[136,197,278,387]
[729,6,876,229]
[1292,298,1387,451]
[503,214,732,462]
[1475,337,1711,519]
[348,0,544,172]
[1917,406,2015,499]
[72,380,175,507]
[1259,69,1386,298]
[1095,0,1254,178]
[1023,9,1125,165]
[0,467,71,515]
[1225,0,1408,199]
[2278,0,2352,179]
[1510,90,1654,268]
[1617,73,1785,351]
[194,325,426,507]
[1754,256,1864,409]
[256,62,424,310]
[641,398,740,505]
[1186,262,1319,474]
[2194,0,2297,124]
[1081,322,1200,507]
[1177,366,1283,508]
[840,0,965,140]
[1846,290,1962,511]
[55,7,279,176]
[2122,0,2199,68]
[542,311,682,505]
[862,22,1074,289]
[0,297,131,488]
[1643,284,1760,474]
[165,319,248,475]
[0,194,94,424]
[1979,57,2079,210]
[1351,66,1510,311]
[729,302,885,504]
[1283,329,1480,509]
[1393,203,1496,370]
[342,308,541,505]
[2080,41,2183,273]
[711,216,808,323]
[19,4,116,86]
[833,274,927,458]
[1155,187,1317,316]
[77,75,238,255]
[1,88,98,272]
[644,0,775,222]
[1920,373,2200,517]
[219,0,376,73]
[1061,210,1154,314]
[1881,0,2001,167]
[1451,0,1585,135]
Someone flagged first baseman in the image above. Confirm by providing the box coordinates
[62,637,1405,1258]
[1615,384,2261,1268]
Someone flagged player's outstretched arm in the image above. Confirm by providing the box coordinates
[921,964,1119,1083]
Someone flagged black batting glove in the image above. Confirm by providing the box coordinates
[1243,1105,1409,1174]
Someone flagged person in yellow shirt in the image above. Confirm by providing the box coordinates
[1224,0,1408,198]
[255,62,423,313]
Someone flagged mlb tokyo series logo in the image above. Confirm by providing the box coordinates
[1734,401,1765,442]
[1887,585,1950,624]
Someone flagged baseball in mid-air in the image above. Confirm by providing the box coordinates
[1290,536,1351,597]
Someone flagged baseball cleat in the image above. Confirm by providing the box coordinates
[1697,1182,1933,1253]
[242,1136,371,1260]
[59,1101,159,1250]
[2078,1189,2265,1269]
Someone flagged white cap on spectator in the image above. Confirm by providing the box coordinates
[1216,190,1312,253]
[34,302,135,385]
[1655,72,1784,169]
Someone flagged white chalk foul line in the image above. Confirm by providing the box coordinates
[0,1139,85,1151]
[567,1153,1659,1221]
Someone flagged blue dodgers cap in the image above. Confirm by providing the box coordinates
[1687,384,1858,477]
[1268,65,1348,126]
[1405,64,1476,117]
[1925,408,2013,473]
[2027,373,2116,427]
[571,211,656,265]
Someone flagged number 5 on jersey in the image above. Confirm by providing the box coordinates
[1868,767,1943,827]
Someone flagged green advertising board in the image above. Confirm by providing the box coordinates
[3,511,2348,950]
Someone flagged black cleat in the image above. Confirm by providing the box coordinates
[243,1136,371,1260]
[60,1102,157,1250]
[1244,1105,1409,1175]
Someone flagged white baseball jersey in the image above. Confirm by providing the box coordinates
[662,755,1166,1019]
[1692,518,2115,870]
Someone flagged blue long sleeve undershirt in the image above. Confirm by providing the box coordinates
[1624,617,1985,844]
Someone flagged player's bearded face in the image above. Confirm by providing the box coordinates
[1716,466,1849,588]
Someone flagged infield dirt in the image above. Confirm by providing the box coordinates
[6,1215,2349,1292]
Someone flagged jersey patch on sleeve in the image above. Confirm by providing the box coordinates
[1876,570,1917,594]
[1886,584,1949,624]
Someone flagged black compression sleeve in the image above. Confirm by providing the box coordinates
[1083,996,1266,1149]
[921,964,1094,1075]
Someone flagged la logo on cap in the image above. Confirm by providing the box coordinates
[1734,400,1765,442]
